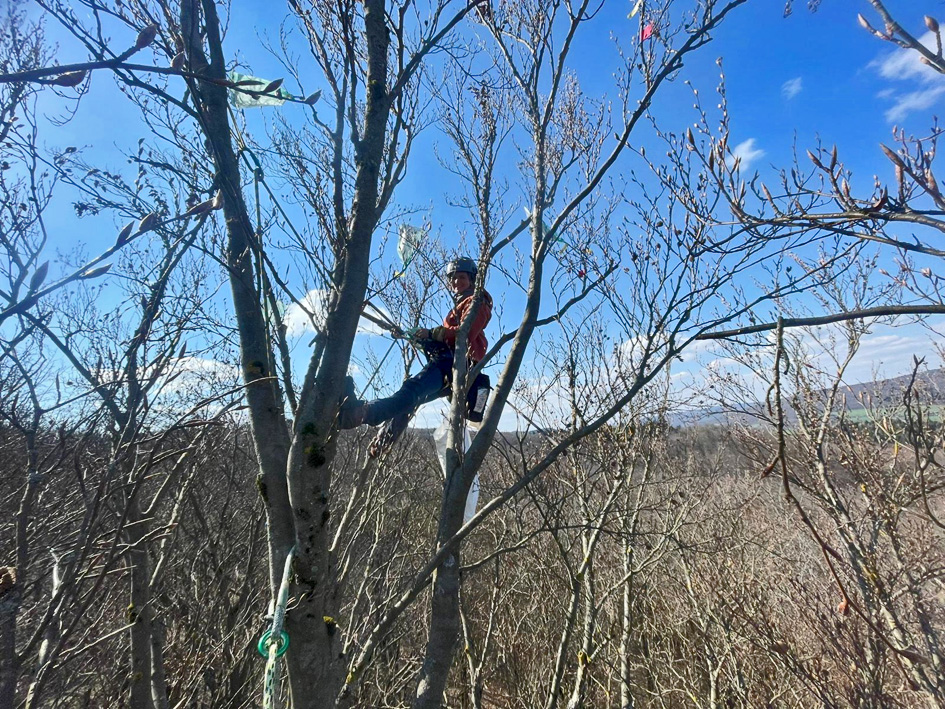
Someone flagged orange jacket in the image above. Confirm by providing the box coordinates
[431,289,493,362]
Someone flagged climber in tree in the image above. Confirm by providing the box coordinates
[339,256,493,455]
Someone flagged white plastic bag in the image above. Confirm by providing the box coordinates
[433,417,479,524]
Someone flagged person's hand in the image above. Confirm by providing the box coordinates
[405,327,430,341]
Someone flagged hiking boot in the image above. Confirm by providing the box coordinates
[339,402,367,429]
[338,376,367,429]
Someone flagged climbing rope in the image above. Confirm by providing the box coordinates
[226,109,423,401]
[360,337,399,397]
[258,546,295,709]
[228,108,334,287]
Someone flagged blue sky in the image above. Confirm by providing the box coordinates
[38,2,937,239]
[24,1,945,428]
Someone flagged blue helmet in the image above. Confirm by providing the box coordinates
[446,257,477,279]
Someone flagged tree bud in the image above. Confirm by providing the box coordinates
[136,212,158,234]
[184,198,214,217]
[135,24,159,51]
[49,71,87,87]
[262,78,283,94]
[29,262,49,292]
[116,221,135,245]
[81,263,112,279]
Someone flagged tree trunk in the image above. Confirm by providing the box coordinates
[150,615,169,709]
[545,576,581,709]
[128,498,154,709]
[566,566,596,709]
[7,433,42,706]
[179,0,295,590]
[413,464,474,709]
[619,548,634,709]
[24,550,63,709]
[0,568,19,709]
[410,257,547,708]
[281,1,392,705]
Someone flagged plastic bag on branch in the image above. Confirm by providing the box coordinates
[433,417,479,524]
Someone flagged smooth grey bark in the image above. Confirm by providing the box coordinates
[179,0,294,594]
[3,432,38,708]
[412,131,550,709]
[179,1,396,705]
[565,565,596,709]
[410,111,572,702]
[10,221,194,706]
[24,549,65,708]
[620,546,634,709]
[407,4,753,704]
[545,575,582,709]
[4,408,43,707]
[412,458,473,707]
[280,1,393,704]
[150,615,169,709]
[118,203,197,709]
[413,278,493,709]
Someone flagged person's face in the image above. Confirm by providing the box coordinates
[448,271,472,293]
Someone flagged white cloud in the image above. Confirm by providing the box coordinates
[871,31,943,84]
[283,289,389,337]
[841,326,944,382]
[284,290,327,336]
[781,77,802,100]
[727,138,766,172]
[175,356,239,378]
[97,356,240,396]
[885,85,945,122]
[869,30,945,122]
[162,356,240,394]
[136,356,243,423]
[771,321,944,384]
[661,315,945,416]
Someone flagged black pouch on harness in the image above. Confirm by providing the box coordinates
[421,340,453,362]
[442,372,491,422]
[465,373,491,423]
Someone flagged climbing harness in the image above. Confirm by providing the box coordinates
[258,546,295,709]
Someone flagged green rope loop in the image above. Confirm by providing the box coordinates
[258,546,295,707]
[257,629,290,658]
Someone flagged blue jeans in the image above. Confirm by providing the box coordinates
[363,355,453,427]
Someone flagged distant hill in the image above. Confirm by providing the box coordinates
[670,366,945,427]
[839,367,945,410]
